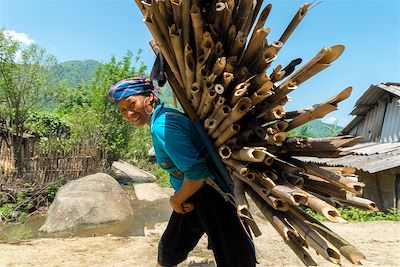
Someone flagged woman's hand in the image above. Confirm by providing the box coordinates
[169,195,194,214]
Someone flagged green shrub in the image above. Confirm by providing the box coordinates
[338,207,400,222]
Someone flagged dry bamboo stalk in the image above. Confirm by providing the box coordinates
[303,177,349,200]
[263,151,275,166]
[285,212,342,265]
[247,4,272,46]
[135,0,145,14]
[234,0,255,32]
[208,105,230,135]
[251,41,281,71]
[190,5,204,55]
[231,147,266,163]
[191,82,201,110]
[334,195,378,211]
[225,56,237,73]
[322,167,357,176]
[225,24,237,55]
[211,97,252,139]
[197,80,213,115]
[199,89,218,120]
[267,79,297,104]
[201,31,214,61]
[221,0,235,39]
[222,72,234,89]
[278,4,309,47]
[287,87,352,131]
[143,11,184,87]
[184,44,195,99]
[292,159,365,195]
[208,96,225,120]
[247,187,317,266]
[271,65,286,83]
[223,158,249,176]
[214,124,241,147]
[242,0,260,37]
[218,144,232,159]
[254,69,271,88]
[231,171,271,201]
[289,206,366,265]
[171,0,182,28]
[251,81,274,106]
[261,105,286,121]
[300,189,343,223]
[169,25,186,87]
[267,120,289,133]
[204,118,216,131]
[240,28,271,66]
[181,0,190,46]
[267,195,289,211]
[157,0,170,23]
[231,82,250,106]
[212,57,226,76]
[231,174,262,237]
[230,31,247,56]
[287,45,345,86]
[212,2,226,37]
[214,84,224,94]
[286,173,305,187]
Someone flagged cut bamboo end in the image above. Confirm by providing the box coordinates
[215,84,224,94]
[214,123,241,147]
[231,147,267,163]
[208,105,230,135]
[219,145,232,159]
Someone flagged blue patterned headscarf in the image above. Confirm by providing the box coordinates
[108,77,155,105]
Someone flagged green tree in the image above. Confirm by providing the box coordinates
[79,50,147,163]
[0,29,56,176]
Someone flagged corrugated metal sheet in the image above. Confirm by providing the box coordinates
[294,142,400,173]
[342,83,400,142]
[380,97,400,142]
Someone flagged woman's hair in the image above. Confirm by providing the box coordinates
[108,76,159,105]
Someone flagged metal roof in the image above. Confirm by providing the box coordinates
[350,83,400,116]
[294,142,400,173]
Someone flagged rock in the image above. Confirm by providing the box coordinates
[134,183,173,202]
[111,160,156,184]
[40,173,133,233]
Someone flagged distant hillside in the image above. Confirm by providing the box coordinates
[51,60,101,87]
[289,120,343,138]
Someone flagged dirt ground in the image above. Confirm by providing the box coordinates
[0,218,399,267]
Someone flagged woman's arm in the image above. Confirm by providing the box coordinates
[169,178,205,214]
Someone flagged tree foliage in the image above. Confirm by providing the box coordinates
[0,29,56,176]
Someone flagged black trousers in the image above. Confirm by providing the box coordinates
[158,184,256,267]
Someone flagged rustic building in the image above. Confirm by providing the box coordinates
[297,83,400,210]
[342,82,400,142]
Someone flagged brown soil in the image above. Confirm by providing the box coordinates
[0,219,399,267]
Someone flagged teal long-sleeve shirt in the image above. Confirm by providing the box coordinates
[150,103,214,191]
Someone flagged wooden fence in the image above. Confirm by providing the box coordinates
[0,137,108,186]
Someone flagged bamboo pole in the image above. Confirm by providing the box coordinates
[190,4,204,56]
[208,105,230,135]
[169,25,186,87]
[246,187,318,266]
[240,28,271,66]
[214,124,241,147]
[291,158,365,195]
[208,96,225,119]
[278,4,310,49]
[231,82,250,106]
[199,89,218,120]
[211,97,252,139]
[181,0,190,46]
[289,206,366,264]
[218,144,232,159]
[271,65,286,83]
[334,195,378,211]
[191,82,201,110]
[231,147,266,163]
[287,87,352,131]
[171,0,182,28]
[246,3,272,51]
[184,44,195,99]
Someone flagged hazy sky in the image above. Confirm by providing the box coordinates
[1,0,399,126]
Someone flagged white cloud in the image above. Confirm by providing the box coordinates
[4,30,36,46]
[322,117,338,125]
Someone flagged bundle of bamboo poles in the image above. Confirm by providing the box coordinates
[134,1,376,265]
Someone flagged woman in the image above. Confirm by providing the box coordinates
[108,77,256,267]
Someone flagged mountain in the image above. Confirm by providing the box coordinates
[289,120,343,138]
[50,60,101,87]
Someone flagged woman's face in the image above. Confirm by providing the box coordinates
[117,94,152,127]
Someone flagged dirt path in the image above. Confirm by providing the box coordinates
[0,219,399,267]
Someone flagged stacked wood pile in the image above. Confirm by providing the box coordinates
[134,1,376,265]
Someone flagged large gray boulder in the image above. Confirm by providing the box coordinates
[40,173,133,233]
